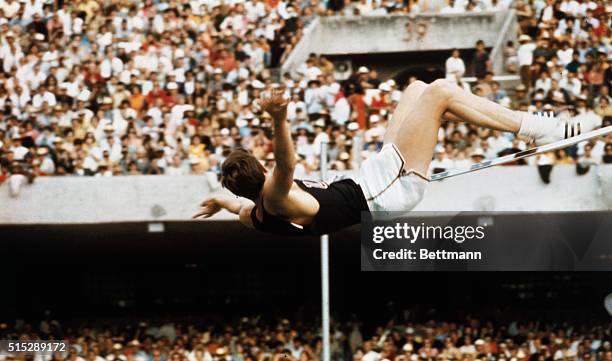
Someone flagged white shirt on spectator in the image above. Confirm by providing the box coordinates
[245,1,266,20]
[11,144,29,160]
[557,48,573,65]
[287,100,306,121]
[305,65,322,80]
[445,56,466,79]
[39,156,55,174]
[559,77,581,97]
[23,0,43,19]
[487,134,512,154]
[1,48,23,73]
[0,0,20,17]
[72,17,84,35]
[429,157,454,173]
[362,351,381,361]
[534,77,551,93]
[153,14,165,33]
[101,141,123,162]
[32,91,57,108]
[9,91,31,110]
[559,0,580,15]
[97,32,113,49]
[27,69,47,90]
[541,5,554,22]
[100,57,124,79]
[459,345,476,355]
[305,87,325,114]
[332,97,351,125]
[517,42,537,66]
[112,109,136,135]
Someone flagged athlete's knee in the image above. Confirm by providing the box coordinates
[407,80,427,91]
[405,80,427,94]
[423,78,455,101]
[400,80,427,101]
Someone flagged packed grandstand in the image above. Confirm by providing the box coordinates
[1,317,612,361]
[0,0,609,182]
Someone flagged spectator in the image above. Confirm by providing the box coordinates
[429,145,454,174]
[472,40,492,79]
[445,49,466,82]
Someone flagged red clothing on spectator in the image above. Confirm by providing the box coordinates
[348,93,367,129]
[84,69,104,85]
[266,0,280,8]
[370,93,391,114]
[147,88,172,107]
[593,23,607,37]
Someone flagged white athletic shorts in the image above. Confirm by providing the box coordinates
[349,143,429,213]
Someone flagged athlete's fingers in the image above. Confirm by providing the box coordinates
[192,212,205,219]
[193,206,212,219]
[200,199,214,207]
[193,212,212,219]
[192,210,207,219]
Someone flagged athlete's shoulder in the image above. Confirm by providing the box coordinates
[238,201,255,229]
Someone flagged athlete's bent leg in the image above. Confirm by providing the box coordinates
[414,80,585,146]
[384,81,462,144]
[426,79,522,132]
[389,81,452,176]
[389,79,586,176]
[390,79,528,175]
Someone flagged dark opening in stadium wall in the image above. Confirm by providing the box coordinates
[2,221,612,324]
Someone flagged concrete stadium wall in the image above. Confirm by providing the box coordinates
[415,164,612,212]
[282,11,517,76]
[1,165,611,225]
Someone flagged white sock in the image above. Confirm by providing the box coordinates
[517,111,557,139]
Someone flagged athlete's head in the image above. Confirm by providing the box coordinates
[221,148,266,202]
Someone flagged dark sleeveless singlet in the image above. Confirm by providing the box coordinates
[249,178,369,236]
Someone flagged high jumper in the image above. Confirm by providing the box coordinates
[194,80,611,235]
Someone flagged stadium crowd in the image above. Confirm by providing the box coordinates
[0,0,609,183]
[2,318,612,361]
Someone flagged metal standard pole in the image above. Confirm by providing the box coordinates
[353,136,362,169]
[319,141,331,361]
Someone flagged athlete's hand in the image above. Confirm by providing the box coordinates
[260,88,288,120]
[193,197,222,219]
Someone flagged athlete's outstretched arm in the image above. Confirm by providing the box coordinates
[260,88,295,198]
[193,195,255,228]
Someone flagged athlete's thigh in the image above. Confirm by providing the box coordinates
[384,81,428,144]
[393,80,450,176]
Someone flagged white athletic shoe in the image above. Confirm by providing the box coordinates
[526,112,585,146]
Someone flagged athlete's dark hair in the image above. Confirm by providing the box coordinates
[221,149,266,202]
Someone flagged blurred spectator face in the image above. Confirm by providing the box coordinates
[475,41,485,52]
[606,142,612,156]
